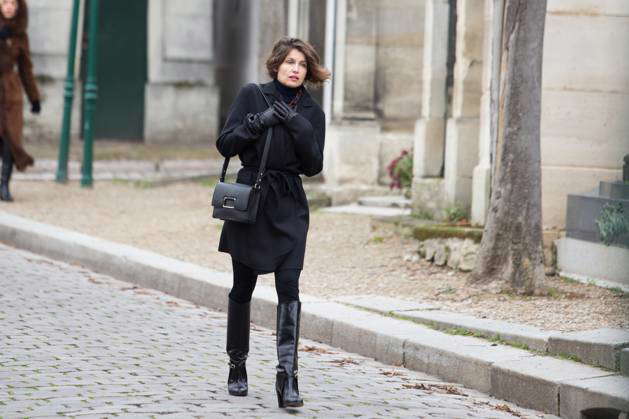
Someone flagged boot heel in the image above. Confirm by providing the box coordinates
[276,389,285,408]
[276,372,285,407]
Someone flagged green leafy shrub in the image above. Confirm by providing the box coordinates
[445,206,468,223]
[595,202,629,246]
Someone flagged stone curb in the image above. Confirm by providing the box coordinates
[336,296,629,375]
[1,211,627,417]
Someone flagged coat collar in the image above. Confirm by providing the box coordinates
[260,80,314,108]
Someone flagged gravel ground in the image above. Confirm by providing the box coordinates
[3,180,628,332]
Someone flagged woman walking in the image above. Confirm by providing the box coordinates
[0,0,40,202]
[216,37,330,408]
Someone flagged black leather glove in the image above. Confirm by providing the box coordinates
[258,106,280,127]
[0,27,12,40]
[31,101,41,114]
[273,100,298,123]
[245,106,279,135]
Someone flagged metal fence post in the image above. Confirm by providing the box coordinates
[55,0,81,183]
[81,0,99,187]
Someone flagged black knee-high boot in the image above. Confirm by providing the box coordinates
[1,140,14,202]
[275,301,303,408]
[226,298,250,396]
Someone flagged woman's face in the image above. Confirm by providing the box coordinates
[1,0,18,19]
[277,48,307,88]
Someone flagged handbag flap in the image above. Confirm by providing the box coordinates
[212,182,252,211]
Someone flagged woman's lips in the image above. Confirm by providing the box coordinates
[289,76,299,81]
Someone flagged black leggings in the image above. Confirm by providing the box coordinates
[229,259,300,304]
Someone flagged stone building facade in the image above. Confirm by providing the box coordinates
[24,0,627,229]
[27,0,218,144]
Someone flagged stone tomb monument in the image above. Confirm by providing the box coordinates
[556,156,629,289]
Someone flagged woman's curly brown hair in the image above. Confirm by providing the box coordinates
[266,37,331,88]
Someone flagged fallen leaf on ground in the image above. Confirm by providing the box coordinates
[380,369,405,377]
[494,403,521,417]
[329,357,360,366]
[402,382,466,396]
[300,345,336,354]
[402,383,431,391]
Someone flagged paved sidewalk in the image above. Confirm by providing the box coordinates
[0,244,550,418]
[12,159,234,182]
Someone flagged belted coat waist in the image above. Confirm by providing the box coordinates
[216,82,326,273]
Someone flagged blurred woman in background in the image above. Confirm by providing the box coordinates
[0,0,40,202]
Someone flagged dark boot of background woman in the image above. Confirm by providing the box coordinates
[226,299,250,396]
[275,301,303,408]
[0,142,14,202]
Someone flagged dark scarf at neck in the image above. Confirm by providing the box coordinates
[273,78,303,104]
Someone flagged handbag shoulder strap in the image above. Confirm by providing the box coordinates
[219,84,273,188]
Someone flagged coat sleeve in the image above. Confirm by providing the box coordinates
[284,109,325,177]
[17,34,40,104]
[216,84,261,158]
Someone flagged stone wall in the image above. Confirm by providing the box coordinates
[540,0,629,228]
[25,0,219,144]
[468,0,628,228]
[443,0,483,209]
[25,0,78,141]
[146,0,218,144]
[325,0,423,190]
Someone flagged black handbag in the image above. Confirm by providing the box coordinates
[211,85,272,224]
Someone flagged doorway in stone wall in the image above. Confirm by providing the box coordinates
[81,0,148,141]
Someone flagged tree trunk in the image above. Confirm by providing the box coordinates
[471,0,547,294]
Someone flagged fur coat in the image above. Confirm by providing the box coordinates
[0,0,39,170]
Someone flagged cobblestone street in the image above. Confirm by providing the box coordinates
[0,244,550,418]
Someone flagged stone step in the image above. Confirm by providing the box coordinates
[548,328,629,372]
[357,195,412,209]
[599,180,629,200]
[321,203,411,217]
[336,295,629,374]
[622,349,629,376]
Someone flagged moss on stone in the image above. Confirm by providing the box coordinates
[412,224,483,243]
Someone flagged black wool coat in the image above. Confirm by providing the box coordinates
[216,81,325,273]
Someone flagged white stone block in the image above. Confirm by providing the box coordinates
[322,122,381,186]
[444,117,479,207]
[548,0,629,17]
[541,90,629,169]
[543,13,629,93]
[145,83,219,144]
[557,237,629,288]
[413,117,445,178]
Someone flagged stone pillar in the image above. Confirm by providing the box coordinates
[471,0,502,225]
[146,0,219,144]
[323,0,381,189]
[412,0,450,214]
[322,0,425,201]
[443,0,484,208]
[342,0,378,119]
